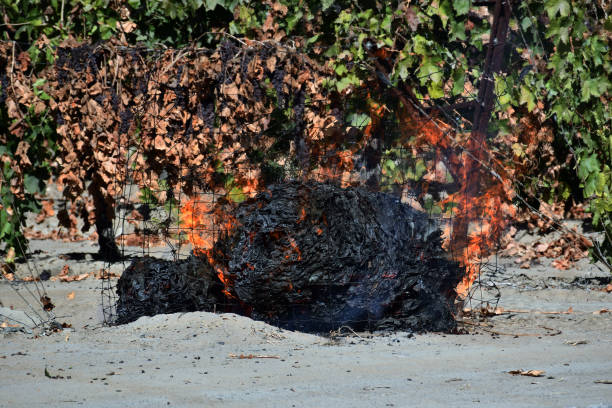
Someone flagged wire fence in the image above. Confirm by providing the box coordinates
[1,1,542,333]
[93,38,511,329]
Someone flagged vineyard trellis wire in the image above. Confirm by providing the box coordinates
[93,15,516,327]
[3,0,588,332]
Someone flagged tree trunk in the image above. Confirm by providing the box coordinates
[90,181,121,262]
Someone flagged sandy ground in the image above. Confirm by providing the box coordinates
[1,234,611,407]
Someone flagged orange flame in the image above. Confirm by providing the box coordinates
[180,198,214,251]
[439,137,515,297]
[286,237,302,261]
[395,101,514,298]
[177,92,513,301]
[180,196,238,297]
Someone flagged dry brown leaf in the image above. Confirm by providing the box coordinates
[60,264,70,276]
[271,2,288,14]
[15,141,32,167]
[1,263,15,281]
[579,235,593,248]
[35,199,55,223]
[154,135,167,150]
[6,99,20,119]
[54,273,90,282]
[66,291,75,300]
[262,14,275,32]
[508,369,545,377]
[116,20,137,33]
[552,258,572,270]
[593,309,609,315]
[94,269,120,279]
[70,273,90,282]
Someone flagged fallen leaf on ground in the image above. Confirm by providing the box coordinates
[53,273,90,282]
[35,200,55,223]
[66,291,75,300]
[604,284,612,293]
[228,354,280,359]
[93,269,120,279]
[593,309,609,315]
[519,261,531,269]
[60,265,70,276]
[1,264,14,281]
[508,369,545,377]
[552,258,572,270]
[1,273,14,281]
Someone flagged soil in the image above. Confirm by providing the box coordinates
[0,206,611,407]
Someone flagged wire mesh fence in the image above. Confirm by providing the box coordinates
[92,36,512,330]
[1,0,544,333]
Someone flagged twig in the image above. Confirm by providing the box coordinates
[329,325,366,340]
[0,21,48,27]
[60,0,65,29]
[162,48,190,75]
[0,313,29,327]
[481,325,562,337]
[228,353,280,359]
[458,319,492,328]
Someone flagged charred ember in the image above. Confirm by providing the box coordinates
[115,256,234,324]
[216,181,461,332]
[115,181,462,333]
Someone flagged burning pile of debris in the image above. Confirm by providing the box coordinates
[115,181,462,333]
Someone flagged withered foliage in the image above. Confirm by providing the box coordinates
[2,37,355,232]
[501,226,593,270]
[0,42,45,200]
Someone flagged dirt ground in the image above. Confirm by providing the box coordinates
[1,233,611,407]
